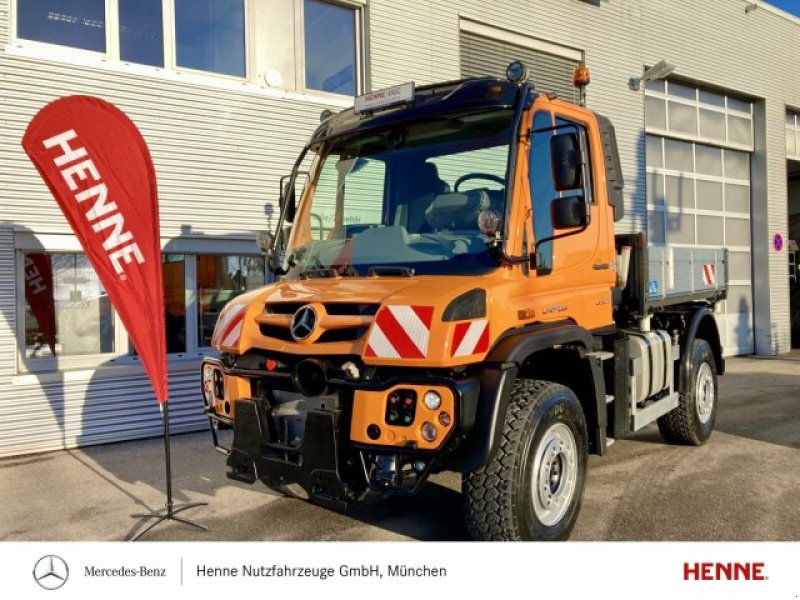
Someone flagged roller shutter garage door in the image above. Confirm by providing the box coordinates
[645,80,754,355]
[460,30,580,104]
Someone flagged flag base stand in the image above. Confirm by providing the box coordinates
[127,401,208,541]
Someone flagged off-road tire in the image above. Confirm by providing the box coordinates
[657,339,717,445]
[462,379,588,541]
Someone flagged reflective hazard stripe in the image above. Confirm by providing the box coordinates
[366,305,433,359]
[451,319,489,357]
[212,304,246,348]
[702,264,717,286]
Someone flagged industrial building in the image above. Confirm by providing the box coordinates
[0,0,798,457]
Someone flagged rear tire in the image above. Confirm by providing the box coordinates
[462,379,588,541]
[658,339,717,445]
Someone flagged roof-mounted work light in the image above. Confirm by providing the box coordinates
[506,61,529,84]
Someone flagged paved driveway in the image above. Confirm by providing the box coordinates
[1,355,798,541]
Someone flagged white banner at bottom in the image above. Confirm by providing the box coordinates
[5,541,797,599]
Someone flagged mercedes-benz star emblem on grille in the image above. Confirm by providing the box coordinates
[33,555,69,590]
[291,305,318,341]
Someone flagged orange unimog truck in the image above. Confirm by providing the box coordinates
[201,62,727,541]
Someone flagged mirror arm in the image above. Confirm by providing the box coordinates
[530,221,590,268]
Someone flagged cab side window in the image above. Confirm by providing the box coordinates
[529,112,592,274]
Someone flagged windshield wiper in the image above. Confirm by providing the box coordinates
[367,266,415,277]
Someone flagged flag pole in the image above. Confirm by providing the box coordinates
[127,400,208,541]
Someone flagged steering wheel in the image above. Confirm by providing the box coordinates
[454,173,505,192]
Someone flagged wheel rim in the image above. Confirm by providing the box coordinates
[695,362,715,424]
[531,423,577,526]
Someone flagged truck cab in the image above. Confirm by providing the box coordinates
[201,65,725,541]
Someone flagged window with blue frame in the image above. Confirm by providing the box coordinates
[304,0,357,96]
[175,0,246,77]
[119,0,164,67]
[17,0,106,52]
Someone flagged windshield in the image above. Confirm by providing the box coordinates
[284,110,514,278]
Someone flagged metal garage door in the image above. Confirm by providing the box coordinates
[645,80,754,355]
[460,29,580,104]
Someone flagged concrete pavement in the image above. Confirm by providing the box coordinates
[1,355,798,541]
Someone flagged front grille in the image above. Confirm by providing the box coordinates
[259,302,379,344]
[259,325,294,341]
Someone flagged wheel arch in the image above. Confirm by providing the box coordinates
[679,306,724,395]
[447,321,607,474]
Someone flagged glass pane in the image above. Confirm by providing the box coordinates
[17,0,105,52]
[668,101,697,136]
[304,0,357,95]
[645,135,663,168]
[699,108,726,143]
[787,113,798,127]
[696,179,723,211]
[664,139,693,172]
[163,255,186,353]
[175,0,245,77]
[728,251,751,281]
[725,217,751,246]
[197,255,265,347]
[119,0,163,67]
[668,81,696,100]
[530,111,556,271]
[699,90,725,107]
[645,79,665,93]
[724,149,750,179]
[728,115,752,147]
[727,96,751,114]
[646,172,664,206]
[665,212,695,245]
[645,96,666,130]
[697,215,724,245]
[695,143,722,176]
[23,253,115,358]
[648,211,665,245]
[725,183,750,213]
[664,174,694,210]
[788,130,798,158]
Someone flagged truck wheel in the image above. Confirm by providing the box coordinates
[658,339,717,445]
[462,379,587,541]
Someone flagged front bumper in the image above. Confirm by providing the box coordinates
[201,356,480,508]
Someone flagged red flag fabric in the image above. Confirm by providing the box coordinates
[23,252,57,356]
[22,96,168,402]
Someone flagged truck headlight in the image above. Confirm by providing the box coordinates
[423,390,442,410]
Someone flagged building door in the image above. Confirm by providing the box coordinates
[459,21,582,103]
[645,81,755,355]
[786,111,800,347]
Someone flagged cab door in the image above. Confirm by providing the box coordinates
[526,104,615,330]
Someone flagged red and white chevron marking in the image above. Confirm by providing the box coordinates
[451,319,489,357]
[211,303,246,349]
[365,305,434,359]
[702,263,717,286]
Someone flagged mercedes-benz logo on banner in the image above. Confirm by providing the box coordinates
[291,305,318,341]
[33,555,69,590]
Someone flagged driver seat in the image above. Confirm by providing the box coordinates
[404,162,449,233]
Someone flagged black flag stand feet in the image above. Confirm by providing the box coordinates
[127,401,208,541]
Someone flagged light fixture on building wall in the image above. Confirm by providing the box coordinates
[745,3,759,14]
[628,60,676,91]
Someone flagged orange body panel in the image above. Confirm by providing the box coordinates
[350,384,455,450]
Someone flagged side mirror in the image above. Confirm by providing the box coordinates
[281,184,296,223]
[279,174,297,223]
[550,132,582,191]
[551,195,588,229]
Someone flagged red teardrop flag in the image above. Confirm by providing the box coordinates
[22,96,168,403]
